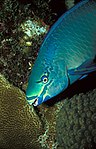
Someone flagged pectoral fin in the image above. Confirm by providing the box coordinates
[68,57,96,75]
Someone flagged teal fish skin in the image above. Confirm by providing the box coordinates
[26,0,96,106]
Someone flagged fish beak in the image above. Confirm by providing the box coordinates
[26,95,51,106]
[32,98,38,106]
[26,96,39,106]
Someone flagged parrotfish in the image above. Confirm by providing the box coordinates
[26,0,96,106]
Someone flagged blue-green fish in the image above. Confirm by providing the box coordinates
[26,0,96,106]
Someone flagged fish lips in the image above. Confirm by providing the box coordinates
[26,95,39,106]
[26,95,51,106]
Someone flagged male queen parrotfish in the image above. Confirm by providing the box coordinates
[26,0,96,106]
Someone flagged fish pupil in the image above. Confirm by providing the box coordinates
[43,78,47,83]
[41,75,48,83]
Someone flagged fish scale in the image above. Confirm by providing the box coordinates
[26,0,96,106]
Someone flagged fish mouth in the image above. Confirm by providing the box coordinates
[26,95,39,106]
[26,95,51,106]
[32,98,38,106]
[28,97,38,106]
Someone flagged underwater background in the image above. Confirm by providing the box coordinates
[0,0,96,149]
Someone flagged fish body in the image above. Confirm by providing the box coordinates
[26,0,96,106]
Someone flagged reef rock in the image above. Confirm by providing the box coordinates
[0,74,44,149]
[56,88,96,149]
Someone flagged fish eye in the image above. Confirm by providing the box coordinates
[41,75,48,84]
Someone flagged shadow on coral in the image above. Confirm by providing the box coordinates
[45,71,96,106]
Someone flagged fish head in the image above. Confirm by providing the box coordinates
[26,55,69,106]
[26,58,46,106]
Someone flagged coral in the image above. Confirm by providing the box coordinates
[24,0,53,24]
[20,19,48,38]
[37,104,59,149]
[1,73,95,149]
[0,74,44,149]
[0,75,62,149]
[56,88,96,149]
[2,1,94,149]
[19,18,49,53]
[0,0,50,90]
[0,0,35,89]
[65,0,75,9]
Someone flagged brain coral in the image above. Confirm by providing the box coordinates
[56,88,96,149]
[0,74,44,149]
